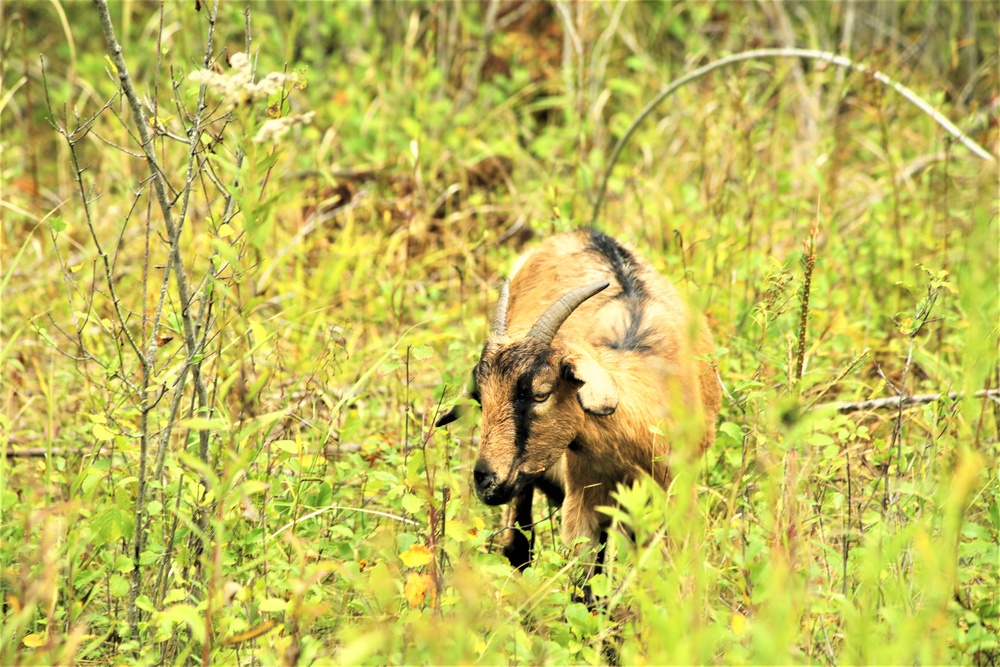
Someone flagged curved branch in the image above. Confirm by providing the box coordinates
[591,48,996,226]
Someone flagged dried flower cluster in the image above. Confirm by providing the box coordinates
[253,111,316,144]
[190,52,315,144]
[189,52,286,109]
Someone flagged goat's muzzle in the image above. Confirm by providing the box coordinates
[473,460,510,505]
[473,461,541,506]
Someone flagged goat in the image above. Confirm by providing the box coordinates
[439,228,720,572]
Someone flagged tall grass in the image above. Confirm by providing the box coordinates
[0,1,997,664]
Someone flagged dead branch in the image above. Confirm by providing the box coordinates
[823,389,1000,414]
[3,447,113,458]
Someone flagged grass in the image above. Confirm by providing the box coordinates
[1,1,998,664]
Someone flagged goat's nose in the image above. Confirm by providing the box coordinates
[473,460,498,496]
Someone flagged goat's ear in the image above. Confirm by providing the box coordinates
[561,346,618,416]
[436,365,481,427]
[435,405,461,428]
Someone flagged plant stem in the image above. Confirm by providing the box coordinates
[794,224,818,387]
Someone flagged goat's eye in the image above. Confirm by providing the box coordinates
[533,391,550,402]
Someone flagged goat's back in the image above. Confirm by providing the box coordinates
[506,229,720,449]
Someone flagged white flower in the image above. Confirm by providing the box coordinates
[189,52,292,109]
[253,111,316,144]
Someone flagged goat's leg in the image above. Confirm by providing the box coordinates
[562,489,613,605]
[501,484,535,570]
[576,528,611,607]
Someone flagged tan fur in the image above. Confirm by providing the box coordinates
[474,230,721,554]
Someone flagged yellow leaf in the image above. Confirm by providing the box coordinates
[950,450,983,501]
[176,417,229,432]
[258,598,287,613]
[70,263,84,274]
[104,55,118,75]
[471,516,486,532]
[273,440,298,455]
[399,543,433,568]
[731,612,748,637]
[217,223,235,238]
[222,619,277,646]
[404,572,430,607]
[93,424,115,441]
[22,633,46,647]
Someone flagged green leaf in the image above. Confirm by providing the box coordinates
[410,345,433,361]
[808,432,836,447]
[718,422,743,444]
[273,439,299,455]
[135,594,155,613]
[139,550,160,566]
[376,358,402,379]
[109,574,130,597]
[49,216,66,233]
[163,588,187,604]
[401,493,423,514]
[587,573,609,598]
[114,554,134,573]
[92,506,126,544]
[158,604,205,644]
[564,602,591,630]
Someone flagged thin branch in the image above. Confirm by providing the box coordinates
[3,446,114,458]
[92,0,222,642]
[86,127,146,157]
[49,88,145,365]
[268,506,420,542]
[93,0,209,401]
[820,389,1000,414]
[591,47,996,226]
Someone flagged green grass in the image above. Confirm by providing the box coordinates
[1,1,997,664]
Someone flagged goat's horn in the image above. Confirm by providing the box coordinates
[491,278,512,336]
[527,281,610,345]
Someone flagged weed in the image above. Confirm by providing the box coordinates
[0,1,996,664]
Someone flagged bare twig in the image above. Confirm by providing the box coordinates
[93,0,212,418]
[4,447,108,459]
[3,446,114,458]
[883,285,942,513]
[92,0,223,641]
[821,389,1000,414]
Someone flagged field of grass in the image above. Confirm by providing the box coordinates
[1,1,998,664]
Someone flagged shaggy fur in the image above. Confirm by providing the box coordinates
[461,229,720,569]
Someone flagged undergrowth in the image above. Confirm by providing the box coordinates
[1,1,997,664]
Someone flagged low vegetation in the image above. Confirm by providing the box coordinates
[1,2,997,664]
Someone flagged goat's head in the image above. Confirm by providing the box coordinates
[470,279,616,505]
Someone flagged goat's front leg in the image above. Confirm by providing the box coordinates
[500,484,535,570]
[562,487,612,605]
